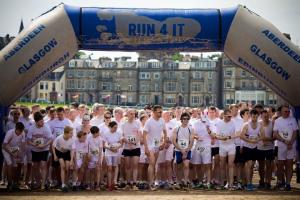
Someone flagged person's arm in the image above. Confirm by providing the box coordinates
[52,138,58,161]
[171,128,182,152]
[273,130,287,143]
[240,124,255,143]
[187,129,195,151]
[143,130,149,155]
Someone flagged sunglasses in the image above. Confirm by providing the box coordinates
[225,115,232,118]
[104,116,111,119]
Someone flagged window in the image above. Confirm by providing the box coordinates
[66,70,74,77]
[128,85,133,91]
[181,72,186,79]
[77,70,85,77]
[225,81,232,88]
[154,83,159,92]
[127,96,133,103]
[191,83,201,92]
[193,71,202,79]
[208,72,213,79]
[87,80,96,89]
[165,96,175,104]
[102,82,111,91]
[258,81,263,89]
[40,82,44,90]
[140,84,149,92]
[45,82,48,90]
[192,96,200,104]
[139,72,150,79]
[241,70,246,77]
[67,80,75,89]
[154,73,160,79]
[165,82,176,92]
[39,93,44,98]
[225,70,233,77]
[208,83,212,92]
[77,80,85,89]
[166,71,176,79]
[115,84,121,91]
[102,71,110,78]
[181,84,185,92]
[140,95,148,104]
[241,81,246,88]
[52,83,56,91]
[69,60,75,67]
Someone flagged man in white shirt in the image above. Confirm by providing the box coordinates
[273,105,298,191]
[143,105,167,190]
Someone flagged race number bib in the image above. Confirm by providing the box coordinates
[196,145,205,153]
[279,129,292,141]
[76,151,85,160]
[10,146,19,153]
[153,138,160,148]
[90,148,99,156]
[34,138,45,145]
[178,139,189,149]
[127,135,136,144]
[248,135,257,141]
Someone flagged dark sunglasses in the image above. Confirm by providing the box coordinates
[181,118,190,120]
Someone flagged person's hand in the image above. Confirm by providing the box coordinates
[159,143,164,151]
[70,161,74,169]
[54,155,58,161]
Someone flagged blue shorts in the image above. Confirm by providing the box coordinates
[175,151,191,164]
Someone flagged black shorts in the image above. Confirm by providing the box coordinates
[234,146,245,163]
[55,148,71,161]
[257,149,275,161]
[274,146,278,157]
[211,147,219,157]
[32,151,49,162]
[243,147,258,161]
[122,148,141,157]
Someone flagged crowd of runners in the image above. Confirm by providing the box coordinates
[1,102,299,192]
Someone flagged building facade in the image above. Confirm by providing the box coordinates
[65,56,219,107]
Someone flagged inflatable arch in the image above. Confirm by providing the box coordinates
[1,4,300,125]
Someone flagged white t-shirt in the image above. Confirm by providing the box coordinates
[27,124,52,152]
[19,117,34,132]
[99,123,110,136]
[88,134,104,157]
[53,134,75,152]
[208,118,222,147]
[243,122,261,149]
[75,139,89,160]
[5,121,17,132]
[3,129,25,152]
[144,117,166,149]
[258,121,274,150]
[48,118,73,139]
[90,115,104,127]
[193,119,211,147]
[273,116,298,148]
[103,130,122,156]
[174,126,192,151]
[121,120,141,149]
[231,116,244,146]
[216,120,236,146]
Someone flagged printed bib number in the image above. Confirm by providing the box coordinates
[196,146,205,153]
[248,135,257,141]
[90,149,99,156]
[127,135,136,144]
[153,138,160,147]
[76,151,85,160]
[178,139,188,149]
[34,138,45,145]
[10,146,19,153]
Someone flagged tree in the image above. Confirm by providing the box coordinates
[171,52,183,61]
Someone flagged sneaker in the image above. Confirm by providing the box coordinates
[95,186,101,191]
[224,183,229,190]
[285,184,291,191]
[150,184,157,191]
[123,184,131,190]
[172,183,181,190]
[245,184,254,191]
[229,186,236,191]
[206,183,212,190]
[132,185,139,191]
[278,183,285,191]
[61,186,68,192]
[237,182,243,190]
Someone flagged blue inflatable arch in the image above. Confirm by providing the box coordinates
[1,3,300,121]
